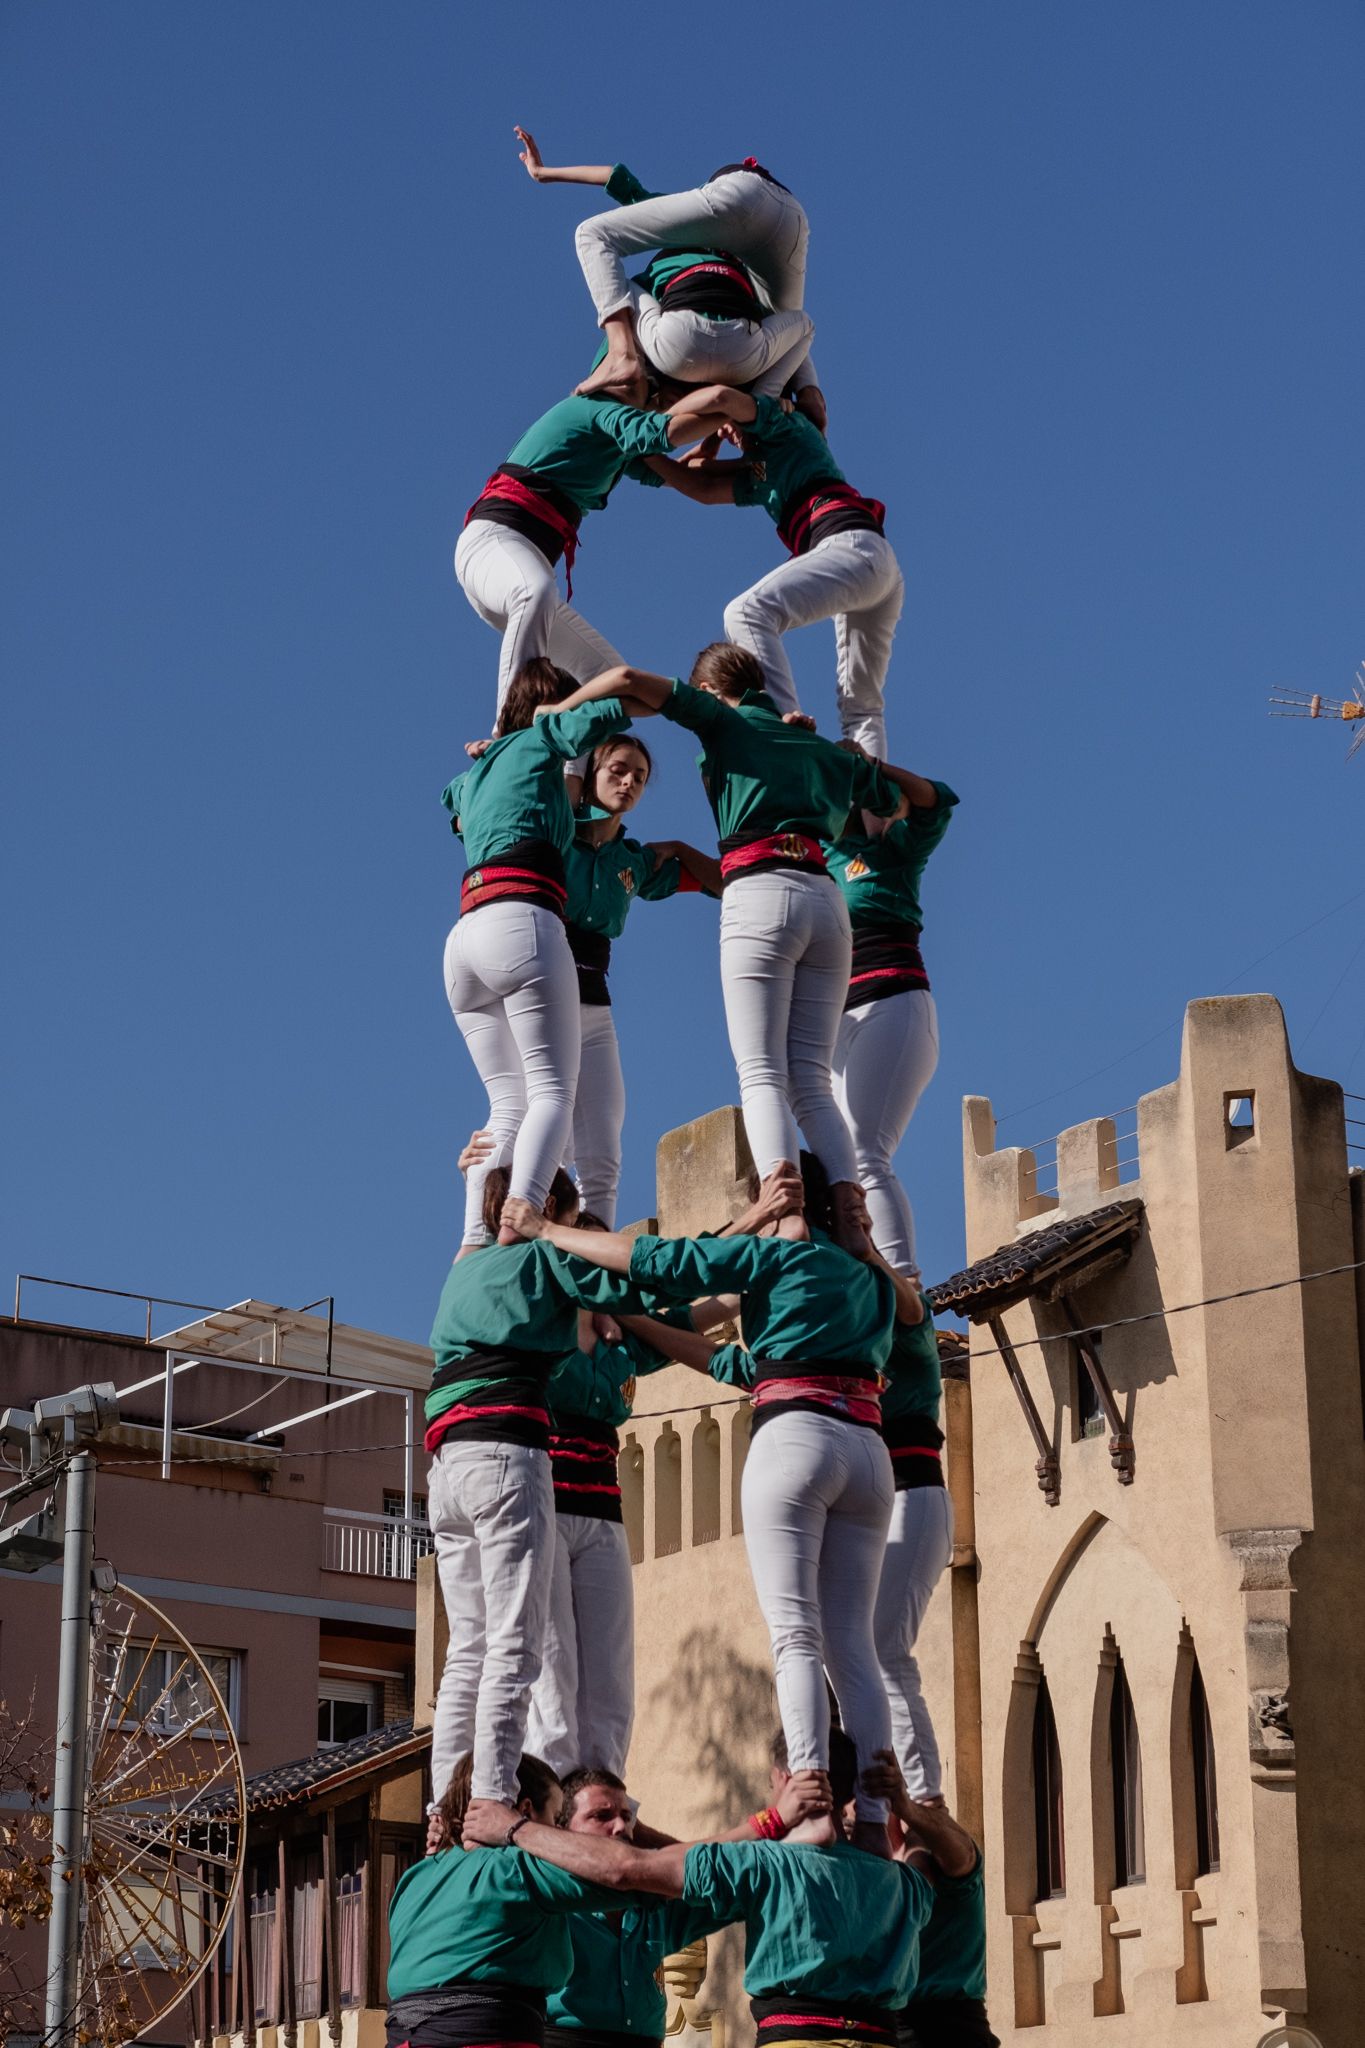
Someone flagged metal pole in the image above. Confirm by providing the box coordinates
[162,1350,176,1479]
[44,1450,96,2044]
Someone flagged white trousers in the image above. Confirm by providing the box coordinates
[719,871,858,1185]
[832,990,940,1275]
[455,521,624,714]
[741,1410,895,1820]
[428,1439,555,1804]
[576,170,817,387]
[631,290,814,397]
[444,905,581,1246]
[724,529,904,758]
[874,1485,954,1801]
[524,1513,635,1777]
[569,1004,626,1226]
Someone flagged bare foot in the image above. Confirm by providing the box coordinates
[574,353,647,403]
[496,1225,522,1246]
[777,1212,811,1243]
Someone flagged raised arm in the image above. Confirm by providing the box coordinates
[464,1803,687,1896]
[865,1245,925,1326]
[666,385,759,434]
[542,665,677,719]
[876,757,942,811]
[861,1752,979,1879]
[619,1312,721,1377]
[648,840,723,897]
[515,128,613,186]
[504,1201,639,1272]
[643,454,740,506]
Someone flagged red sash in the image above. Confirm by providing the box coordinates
[752,1375,883,1429]
[660,257,759,304]
[719,831,827,882]
[465,473,582,598]
[460,864,567,917]
[777,481,887,557]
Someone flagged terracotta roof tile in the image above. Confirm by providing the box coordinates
[927,1199,1144,1320]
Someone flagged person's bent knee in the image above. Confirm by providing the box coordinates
[724,594,764,642]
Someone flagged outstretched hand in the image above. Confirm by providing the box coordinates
[782,712,818,731]
[775,1769,833,1828]
[515,127,547,181]
[501,1196,545,1241]
[464,1799,521,1846]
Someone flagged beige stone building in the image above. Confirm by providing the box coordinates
[588,993,1365,2047]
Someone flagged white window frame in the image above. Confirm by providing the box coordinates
[317,1675,383,1749]
[121,1641,242,1739]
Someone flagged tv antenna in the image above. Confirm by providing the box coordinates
[1269,662,1365,761]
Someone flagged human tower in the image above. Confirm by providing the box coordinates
[387,141,995,2048]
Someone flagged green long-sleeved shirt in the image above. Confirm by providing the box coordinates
[909,1850,987,2004]
[500,397,671,514]
[881,1307,943,1426]
[626,1233,896,1373]
[825,784,959,934]
[660,681,898,845]
[442,704,631,869]
[546,1326,673,1430]
[427,1242,642,1426]
[732,395,848,526]
[565,829,683,938]
[681,1840,933,2004]
[603,163,762,312]
[547,1899,721,2038]
[386,1845,643,2001]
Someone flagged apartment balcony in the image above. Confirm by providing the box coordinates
[322,1509,433,1581]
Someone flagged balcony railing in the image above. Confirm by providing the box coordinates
[323,1509,433,1581]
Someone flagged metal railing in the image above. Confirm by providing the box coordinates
[322,1508,433,1581]
[12,1274,335,1363]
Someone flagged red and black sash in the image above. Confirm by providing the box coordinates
[883,1410,946,1491]
[777,479,886,558]
[749,1357,883,1437]
[660,252,759,320]
[465,463,584,594]
[426,1345,562,1455]
[845,922,930,1010]
[547,1412,622,1522]
[566,923,613,1007]
[386,1984,546,2048]
[719,831,828,886]
[751,1995,897,2048]
[461,840,567,920]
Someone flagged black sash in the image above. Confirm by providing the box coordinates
[386,1982,547,2048]
[896,1998,999,2048]
[464,463,582,567]
[567,924,613,1007]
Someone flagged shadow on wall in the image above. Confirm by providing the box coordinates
[643,1625,778,2026]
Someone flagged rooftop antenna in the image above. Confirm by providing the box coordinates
[1269,661,1365,761]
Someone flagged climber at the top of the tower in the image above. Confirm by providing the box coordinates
[514,127,824,424]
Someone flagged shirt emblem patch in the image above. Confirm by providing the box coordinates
[619,869,636,894]
[844,857,870,879]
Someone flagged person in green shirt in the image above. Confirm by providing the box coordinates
[640,383,900,759]
[425,1169,645,1811]
[442,659,675,1252]
[386,1751,637,2048]
[862,1751,998,2048]
[501,1157,926,1846]
[828,775,960,1279]
[564,732,720,1226]
[539,652,907,1261]
[456,386,738,719]
[525,1292,729,1780]
[514,130,821,415]
[463,1729,963,2048]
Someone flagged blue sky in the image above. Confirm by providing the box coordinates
[3,4,1362,1346]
